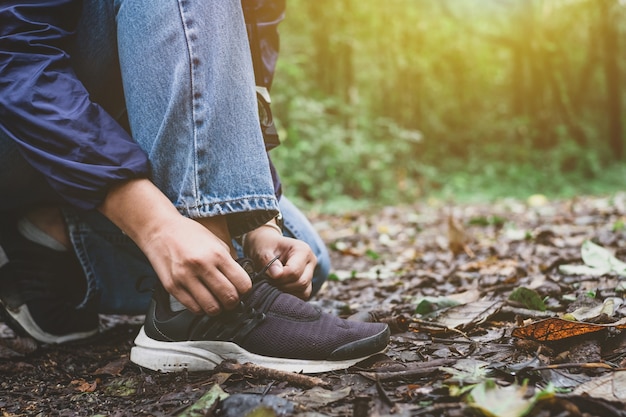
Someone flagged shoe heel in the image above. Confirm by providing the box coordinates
[129,346,221,372]
[130,327,224,372]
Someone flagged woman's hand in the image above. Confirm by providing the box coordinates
[140,215,252,315]
[99,178,251,315]
[243,223,316,300]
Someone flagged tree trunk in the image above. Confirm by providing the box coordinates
[599,0,623,159]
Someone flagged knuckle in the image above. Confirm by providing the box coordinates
[240,280,252,293]
[185,254,205,268]
[203,303,221,316]
[161,279,178,295]
[296,278,309,291]
[221,292,240,309]
[188,304,203,315]
[212,250,230,264]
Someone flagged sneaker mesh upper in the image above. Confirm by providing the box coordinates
[145,259,389,361]
[236,282,387,360]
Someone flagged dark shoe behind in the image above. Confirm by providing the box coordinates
[0,215,98,343]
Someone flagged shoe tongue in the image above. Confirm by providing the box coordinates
[243,279,321,320]
[236,257,320,319]
[242,279,276,310]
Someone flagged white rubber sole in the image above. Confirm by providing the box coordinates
[2,303,98,344]
[130,326,383,374]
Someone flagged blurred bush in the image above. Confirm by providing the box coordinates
[269,0,626,207]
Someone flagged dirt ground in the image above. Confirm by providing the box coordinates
[2,195,626,416]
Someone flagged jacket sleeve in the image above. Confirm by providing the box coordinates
[0,0,151,210]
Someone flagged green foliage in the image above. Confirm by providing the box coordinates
[508,287,547,312]
[468,216,506,227]
[414,296,460,315]
[613,218,626,232]
[271,96,424,204]
[269,0,626,208]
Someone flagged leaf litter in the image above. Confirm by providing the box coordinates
[2,194,626,416]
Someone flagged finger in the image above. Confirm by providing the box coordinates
[275,259,315,296]
[175,271,228,315]
[190,253,250,308]
[164,281,222,316]
[188,280,230,316]
[266,257,284,279]
[219,257,253,295]
[169,289,203,315]
[280,254,315,284]
[254,250,283,275]
[278,278,312,300]
[199,270,243,311]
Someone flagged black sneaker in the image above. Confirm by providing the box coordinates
[130,260,389,374]
[0,216,99,344]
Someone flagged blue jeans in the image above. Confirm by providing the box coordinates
[0,0,329,314]
[61,195,329,314]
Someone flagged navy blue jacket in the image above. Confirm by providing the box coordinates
[0,0,286,211]
[0,0,150,210]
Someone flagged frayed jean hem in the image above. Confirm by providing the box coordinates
[177,194,279,237]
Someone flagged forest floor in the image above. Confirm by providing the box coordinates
[2,194,626,417]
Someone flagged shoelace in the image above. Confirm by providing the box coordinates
[238,254,281,283]
[192,256,284,342]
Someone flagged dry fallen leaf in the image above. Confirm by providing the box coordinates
[511,317,626,342]
[93,356,129,376]
[433,300,502,331]
[572,370,626,402]
[71,378,100,393]
[287,386,351,408]
[447,214,475,258]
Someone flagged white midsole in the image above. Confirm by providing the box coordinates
[130,327,381,374]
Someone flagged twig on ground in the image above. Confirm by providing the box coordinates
[410,319,473,341]
[359,358,456,382]
[214,360,331,389]
[375,377,395,407]
[530,362,624,372]
[430,337,475,344]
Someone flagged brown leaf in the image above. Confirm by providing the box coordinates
[71,378,100,393]
[93,356,129,376]
[460,258,519,276]
[447,215,474,257]
[511,317,626,342]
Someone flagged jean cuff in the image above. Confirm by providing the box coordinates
[177,195,279,237]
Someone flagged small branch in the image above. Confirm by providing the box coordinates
[214,360,331,389]
[359,358,456,382]
[530,362,624,372]
[410,319,472,341]
[375,378,395,407]
[430,337,476,344]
